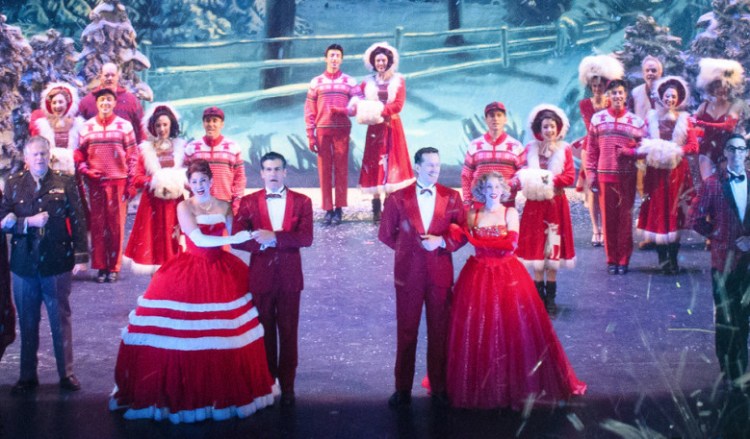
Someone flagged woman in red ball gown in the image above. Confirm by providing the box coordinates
[124,104,187,274]
[446,171,586,410]
[110,160,274,423]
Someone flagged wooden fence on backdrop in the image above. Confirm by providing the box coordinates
[141,20,612,109]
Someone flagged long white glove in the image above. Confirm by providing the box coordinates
[188,229,251,248]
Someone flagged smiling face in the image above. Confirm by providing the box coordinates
[100,63,120,91]
[485,110,507,138]
[661,87,679,111]
[608,85,627,111]
[415,152,441,187]
[724,137,749,172]
[374,53,389,73]
[260,158,287,192]
[202,116,224,139]
[24,140,51,178]
[189,171,213,200]
[482,175,507,204]
[540,118,558,142]
[49,93,69,116]
[96,94,115,117]
[325,49,343,74]
[154,115,172,140]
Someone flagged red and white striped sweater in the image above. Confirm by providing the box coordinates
[461,132,526,205]
[585,108,645,183]
[304,70,358,137]
[184,135,246,208]
[78,114,138,183]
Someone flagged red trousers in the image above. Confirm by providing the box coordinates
[395,281,451,394]
[598,174,636,266]
[253,288,301,394]
[316,128,349,211]
[89,180,127,272]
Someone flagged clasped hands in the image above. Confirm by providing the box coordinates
[250,229,277,247]
[1,212,49,229]
[420,234,444,251]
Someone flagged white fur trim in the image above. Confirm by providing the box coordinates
[363,41,400,73]
[142,102,181,139]
[122,256,160,275]
[111,393,275,424]
[578,54,624,85]
[356,100,385,125]
[40,82,80,118]
[519,257,576,271]
[517,168,555,200]
[637,138,684,169]
[653,76,690,110]
[362,73,403,104]
[139,138,187,199]
[697,58,744,91]
[526,104,570,141]
[35,116,84,151]
[525,140,568,176]
[49,147,76,175]
[637,229,680,245]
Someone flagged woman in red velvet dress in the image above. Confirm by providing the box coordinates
[353,42,414,222]
[446,172,586,410]
[110,160,274,423]
[693,58,744,182]
[124,104,186,274]
[576,55,623,246]
[636,77,698,274]
[517,105,576,314]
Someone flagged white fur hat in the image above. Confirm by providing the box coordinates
[363,42,400,73]
[526,104,570,141]
[578,54,624,85]
[40,82,80,118]
[696,57,745,92]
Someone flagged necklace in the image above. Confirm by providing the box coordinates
[196,198,213,213]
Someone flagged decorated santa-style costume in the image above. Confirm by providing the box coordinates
[516,105,576,313]
[124,104,187,274]
[353,42,414,201]
[636,77,698,273]
[30,82,85,175]
[517,105,576,271]
[78,107,138,275]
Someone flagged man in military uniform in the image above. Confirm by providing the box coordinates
[0,136,88,395]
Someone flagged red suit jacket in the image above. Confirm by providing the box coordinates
[379,183,467,289]
[689,170,750,272]
[232,189,313,293]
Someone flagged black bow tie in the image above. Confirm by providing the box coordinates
[729,173,746,183]
[266,193,282,199]
[418,185,433,196]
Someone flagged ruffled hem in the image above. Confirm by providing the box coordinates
[109,392,274,424]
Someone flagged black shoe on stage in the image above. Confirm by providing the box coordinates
[388,391,412,408]
[332,207,343,225]
[59,375,81,391]
[10,378,39,395]
[322,210,334,226]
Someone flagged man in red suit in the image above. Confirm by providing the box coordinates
[689,134,750,388]
[232,151,313,407]
[379,147,467,408]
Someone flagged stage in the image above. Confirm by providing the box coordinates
[0,189,747,439]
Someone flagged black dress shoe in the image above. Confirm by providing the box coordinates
[322,210,334,226]
[107,272,118,283]
[280,391,295,407]
[332,207,343,225]
[96,270,107,283]
[11,378,39,395]
[59,375,81,391]
[607,265,618,275]
[617,265,629,275]
[388,391,411,408]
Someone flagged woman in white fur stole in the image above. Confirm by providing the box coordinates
[30,82,90,220]
[351,42,414,222]
[635,77,699,274]
[123,104,188,274]
[516,105,576,315]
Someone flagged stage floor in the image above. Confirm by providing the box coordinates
[0,189,748,439]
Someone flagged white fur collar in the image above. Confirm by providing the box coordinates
[140,138,186,176]
[363,73,403,104]
[525,140,567,175]
[646,110,688,146]
[35,116,84,150]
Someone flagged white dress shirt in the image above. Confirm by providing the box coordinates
[416,183,436,232]
[729,171,747,223]
[266,187,287,231]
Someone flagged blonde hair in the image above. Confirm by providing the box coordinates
[471,171,510,204]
